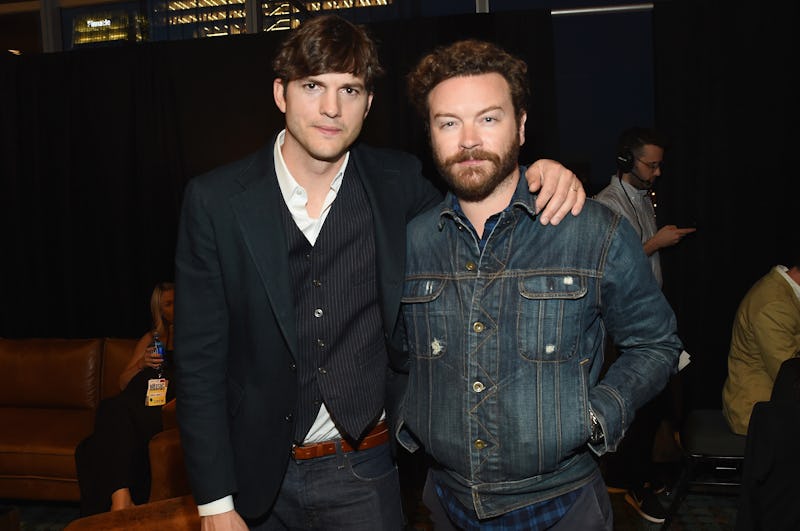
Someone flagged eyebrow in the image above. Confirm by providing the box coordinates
[432,105,505,120]
[304,76,366,92]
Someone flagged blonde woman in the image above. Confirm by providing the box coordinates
[75,282,176,516]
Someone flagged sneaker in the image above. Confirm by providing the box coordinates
[646,478,667,495]
[624,487,667,524]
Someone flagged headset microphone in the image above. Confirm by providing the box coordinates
[617,148,652,188]
[629,167,652,188]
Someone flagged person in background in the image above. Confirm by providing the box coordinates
[595,127,695,288]
[173,14,586,531]
[397,38,681,530]
[594,127,695,524]
[74,281,175,516]
[722,254,800,435]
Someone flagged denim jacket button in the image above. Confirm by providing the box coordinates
[472,381,485,393]
[465,261,476,271]
[474,439,487,450]
[472,322,485,333]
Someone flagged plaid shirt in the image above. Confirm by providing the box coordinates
[434,479,582,530]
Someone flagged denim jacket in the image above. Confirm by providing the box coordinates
[397,171,681,518]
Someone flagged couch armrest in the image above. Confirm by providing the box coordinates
[148,428,191,502]
[64,494,200,530]
[162,398,178,430]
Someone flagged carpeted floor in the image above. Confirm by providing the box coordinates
[610,490,738,530]
[2,483,739,530]
[0,500,79,531]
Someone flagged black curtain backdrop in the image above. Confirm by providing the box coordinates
[0,10,556,339]
[5,3,797,413]
[653,1,800,411]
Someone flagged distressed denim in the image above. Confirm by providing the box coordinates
[397,173,681,518]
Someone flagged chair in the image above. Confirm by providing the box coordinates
[661,409,746,529]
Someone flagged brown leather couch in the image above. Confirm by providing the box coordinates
[0,337,191,504]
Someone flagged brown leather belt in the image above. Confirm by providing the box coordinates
[291,420,389,460]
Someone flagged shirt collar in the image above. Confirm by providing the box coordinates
[273,129,348,205]
[775,265,800,301]
[618,174,650,197]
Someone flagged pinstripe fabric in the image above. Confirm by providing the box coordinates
[282,166,387,442]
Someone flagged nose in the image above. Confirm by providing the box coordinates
[320,90,341,118]
[459,123,480,150]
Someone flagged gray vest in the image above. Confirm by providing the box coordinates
[281,165,387,442]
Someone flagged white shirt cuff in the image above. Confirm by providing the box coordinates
[197,495,235,516]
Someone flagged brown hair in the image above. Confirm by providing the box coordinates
[407,39,529,123]
[272,14,385,92]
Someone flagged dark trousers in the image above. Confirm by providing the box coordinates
[252,441,403,531]
[74,369,168,516]
[600,386,669,490]
[74,395,158,515]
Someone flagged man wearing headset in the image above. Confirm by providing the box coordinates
[595,127,695,288]
[594,127,695,524]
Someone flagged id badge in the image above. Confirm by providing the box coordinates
[146,378,168,407]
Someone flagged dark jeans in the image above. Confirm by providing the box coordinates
[252,441,403,530]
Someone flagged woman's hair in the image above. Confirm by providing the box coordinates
[406,39,530,125]
[150,281,175,338]
[272,14,384,92]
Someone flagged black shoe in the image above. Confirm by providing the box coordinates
[646,478,667,495]
[625,487,667,524]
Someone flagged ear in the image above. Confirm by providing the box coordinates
[518,111,527,147]
[273,78,287,113]
[364,92,374,119]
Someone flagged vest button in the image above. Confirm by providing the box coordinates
[465,261,476,271]
[312,279,322,287]
[472,381,485,393]
[285,413,293,422]
[317,339,325,348]
[318,367,327,375]
[474,439,487,450]
[472,322,485,333]
[314,308,323,318]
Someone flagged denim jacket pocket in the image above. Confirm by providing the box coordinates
[402,277,450,360]
[517,273,587,361]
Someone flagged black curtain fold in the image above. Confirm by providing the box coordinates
[1,10,555,339]
[653,0,800,410]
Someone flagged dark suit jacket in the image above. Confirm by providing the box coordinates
[770,355,800,401]
[736,400,800,531]
[173,139,440,518]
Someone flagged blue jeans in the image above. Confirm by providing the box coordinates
[252,441,403,530]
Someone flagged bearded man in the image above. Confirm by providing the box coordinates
[395,39,681,531]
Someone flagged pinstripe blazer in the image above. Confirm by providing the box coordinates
[173,138,441,518]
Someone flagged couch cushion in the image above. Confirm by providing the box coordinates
[0,338,102,409]
[0,408,94,478]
